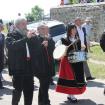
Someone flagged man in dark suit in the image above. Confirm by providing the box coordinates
[6,18,41,105]
[0,23,5,89]
[35,24,55,105]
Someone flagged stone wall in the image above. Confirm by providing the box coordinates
[50,2,105,41]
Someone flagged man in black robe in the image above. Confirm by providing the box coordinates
[35,24,55,105]
[0,23,5,89]
[6,18,41,105]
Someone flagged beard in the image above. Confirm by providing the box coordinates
[16,28,27,37]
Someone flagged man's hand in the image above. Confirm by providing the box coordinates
[42,40,48,47]
[27,30,36,38]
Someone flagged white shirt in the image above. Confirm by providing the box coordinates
[69,37,76,43]
[26,43,30,58]
[82,23,93,36]
[9,25,14,32]
[55,40,62,47]
[76,26,85,46]
[64,0,69,4]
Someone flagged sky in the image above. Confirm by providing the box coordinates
[0,0,60,20]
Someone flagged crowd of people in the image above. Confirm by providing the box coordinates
[60,0,105,5]
[0,16,104,105]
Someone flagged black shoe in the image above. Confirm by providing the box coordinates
[38,100,51,105]
[67,97,78,103]
[50,81,55,85]
[38,102,51,105]
[86,77,95,81]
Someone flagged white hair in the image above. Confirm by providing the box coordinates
[75,17,81,21]
[37,22,48,30]
[14,18,27,26]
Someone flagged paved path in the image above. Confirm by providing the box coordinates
[0,69,105,105]
[89,58,105,65]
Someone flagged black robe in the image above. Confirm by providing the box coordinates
[6,31,40,76]
[0,33,5,72]
[34,35,55,77]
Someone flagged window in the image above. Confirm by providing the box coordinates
[49,24,66,37]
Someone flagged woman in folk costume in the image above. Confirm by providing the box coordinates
[56,23,86,103]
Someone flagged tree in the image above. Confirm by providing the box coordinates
[25,13,34,22]
[25,5,44,22]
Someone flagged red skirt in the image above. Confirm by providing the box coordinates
[56,57,86,95]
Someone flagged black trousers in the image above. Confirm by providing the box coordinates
[0,73,3,88]
[71,62,85,84]
[38,76,51,105]
[0,78,3,88]
[12,75,34,105]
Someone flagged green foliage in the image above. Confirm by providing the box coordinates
[69,0,73,4]
[73,0,79,4]
[25,13,34,22]
[25,5,44,22]
[69,0,96,4]
[90,45,105,61]
[69,0,79,4]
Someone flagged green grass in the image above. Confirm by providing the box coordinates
[88,62,105,79]
[88,45,105,79]
[90,45,105,61]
